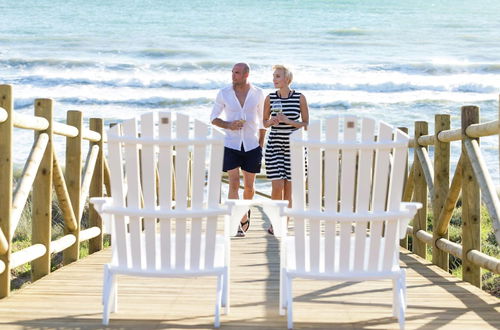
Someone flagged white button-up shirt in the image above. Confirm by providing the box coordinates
[210,84,265,151]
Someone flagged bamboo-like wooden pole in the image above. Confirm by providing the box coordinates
[436,155,463,236]
[413,121,428,258]
[0,84,13,298]
[410,228,500,275]
[10,134,48,236]
[52,150,78,231]
[31,99,54,281]
[464,139,500,244]
[103,157,112,197]
[461,105,481,288]
[80,145,99,220]
[432,114,450,271]
[13,112,49,131]
[89,118,104,253]
[63,111,83,265]
[415,147,435,203]
[402,162,414,203]
[466,120,500,138]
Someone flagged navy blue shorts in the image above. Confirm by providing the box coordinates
[223,145,262,173]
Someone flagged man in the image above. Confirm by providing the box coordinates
[211,63,266,237]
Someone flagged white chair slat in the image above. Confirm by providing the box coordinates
[144,218,157,270]
[290,129,305,212]
[388,130,409,211]
[338,221,352,273]
[207,129,224,207]
[107,125,128,267]
[324,117,339,212]
[353,220,368,271]
[352,118,375,272]
[108,125,126,206]
[294,217,306,272]
[307,122,322,273]
[190,218,202,271]
[382,220,399,270]
[192,120,208,209]
[204,216,218,269]
[123,119,143,269]
[113,215,129,267]
[340,116,357,213]
[307,121,322,211]
[129,217,143,269]
[174,114,189,210]
[160,218,172,270]
[140,112,157,270]
[309,219,321,273]
[367,221,383,271]
[324,118,339,273]
[158,112,172,209]
[123,118,141,208]
[175,219,187,270]
[324,221,336,272]
[356,118,375,212]
[371,122,393,211]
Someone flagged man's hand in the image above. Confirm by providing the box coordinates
[228,119,245,130]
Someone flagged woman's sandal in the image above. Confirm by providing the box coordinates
[236,210,251,237]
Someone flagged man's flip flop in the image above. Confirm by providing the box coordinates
[236,210,251,237]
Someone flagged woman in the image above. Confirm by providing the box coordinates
[263,65,309,235]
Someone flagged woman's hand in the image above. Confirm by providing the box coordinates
[268,116,280,126]
[276,113,289,124]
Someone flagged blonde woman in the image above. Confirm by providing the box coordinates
[263,65,309,235]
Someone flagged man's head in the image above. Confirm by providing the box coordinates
[232,63,250,87]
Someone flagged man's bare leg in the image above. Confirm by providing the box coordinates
[227,168,240,199]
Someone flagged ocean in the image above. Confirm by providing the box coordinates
[2,0,500,183]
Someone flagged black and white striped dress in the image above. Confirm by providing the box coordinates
[265,90,302,181]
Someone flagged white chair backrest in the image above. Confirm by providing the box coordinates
[106,112,225,272]
[289,115,409,274]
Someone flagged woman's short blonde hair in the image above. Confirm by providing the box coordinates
[273,64,293,85]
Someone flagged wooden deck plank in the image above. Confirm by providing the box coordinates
[0,207,498,329]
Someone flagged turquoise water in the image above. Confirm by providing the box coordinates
[2,0,500,179]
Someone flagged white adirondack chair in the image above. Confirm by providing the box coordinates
[272,116,421,329]
[90,112,242,327]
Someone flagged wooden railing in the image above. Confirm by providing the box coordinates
[0,84,110,298]
[403,100,500,288]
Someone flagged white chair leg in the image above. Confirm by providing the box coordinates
[279,267,286,315]
[287,276,293,329]
[392,278,398,317]
[221,267,229,315]
[111,275,118,313]
[102,266,112,325]
[214,274,223,328]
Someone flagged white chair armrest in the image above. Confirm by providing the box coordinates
[399,202,423,239]
[89,197,113,234]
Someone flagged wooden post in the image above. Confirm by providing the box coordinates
[432,114,450,270]
[63,111,82,264]
[461,106,481,287]
[399,127,409,249]
[413,121,428,258]
[89,118,104,253]
[0,85,13,298]
[31,99,53,281]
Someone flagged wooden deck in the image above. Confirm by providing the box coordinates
[0,207,498,329]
